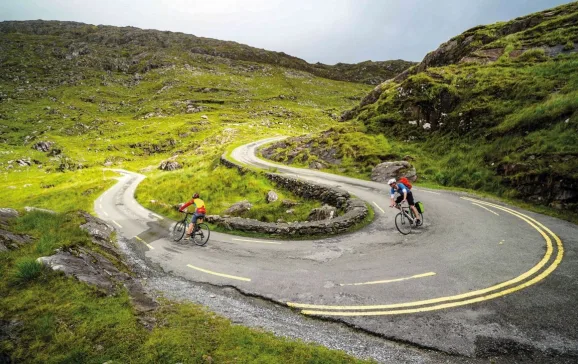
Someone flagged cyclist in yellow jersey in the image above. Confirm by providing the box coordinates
[178,192,207,238]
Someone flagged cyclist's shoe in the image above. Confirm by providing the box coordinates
[183,234,192,240]
[416,219,422,226]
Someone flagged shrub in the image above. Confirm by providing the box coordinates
[13,258,44,283]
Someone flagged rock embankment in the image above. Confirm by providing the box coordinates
[215,155,369,236]
[37,211,157,313]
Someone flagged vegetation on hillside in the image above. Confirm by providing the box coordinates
[0,211,367,363]
[267,2,578,215]
[0,22,374,221]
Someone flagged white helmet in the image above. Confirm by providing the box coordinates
[387,178,396,186]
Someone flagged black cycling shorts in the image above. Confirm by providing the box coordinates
[395,192,415,206]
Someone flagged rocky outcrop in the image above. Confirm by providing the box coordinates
[159,160,182,171]
[224,200,252,215]
[32,141,53,152]
[0,208,33,252]
[371,161,417,183]
[37,212,157,312]
[215,155,369,236]
[0,208,18,228]
[0,229,32,252]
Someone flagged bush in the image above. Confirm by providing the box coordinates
[13,258,44,283]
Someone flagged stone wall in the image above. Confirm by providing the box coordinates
[214,155,369,236]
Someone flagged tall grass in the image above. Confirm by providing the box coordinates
[12,257,44,283]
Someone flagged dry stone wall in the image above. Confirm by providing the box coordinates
[214,155,369,236]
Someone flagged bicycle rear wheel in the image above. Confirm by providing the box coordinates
[395,212,412,235]
[172,221,187,241]
[193,223,210,246]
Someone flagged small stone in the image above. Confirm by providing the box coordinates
[266,190,278,203]
[201,115,208,119]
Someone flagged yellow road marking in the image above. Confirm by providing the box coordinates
[372,202,385,214]
[112,220,122,228]
[340,272,436,286]
[232,238,282,245]
[288,197,563,315]
[186,264,251,282]
[472,202,499,216]
[134,236,155,250]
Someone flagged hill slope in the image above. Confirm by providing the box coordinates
[0,20,414,85]
[0,19,379,221]
[268,2,578,214]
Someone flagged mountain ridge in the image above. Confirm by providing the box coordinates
[0,20,415,85]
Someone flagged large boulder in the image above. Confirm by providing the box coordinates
[371,161,417,183]
[224,200,252,215]
[307,204,337,222]
[159,160,182,171]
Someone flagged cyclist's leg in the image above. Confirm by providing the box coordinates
[407,193,421,224]
[186,214,195,236]
[191,212,200,233]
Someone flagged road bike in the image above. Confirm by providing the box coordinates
[172,212,210,246]
[394,201,423,235]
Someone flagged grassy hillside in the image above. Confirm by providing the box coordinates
[0,20,414,85]
[0,22,375,222]
[268,2,578,216]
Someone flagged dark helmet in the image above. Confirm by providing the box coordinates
[192,192,200,199]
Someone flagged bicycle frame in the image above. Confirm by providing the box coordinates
[396,202,416,223]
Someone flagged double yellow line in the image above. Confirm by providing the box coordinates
[287,197,563,316]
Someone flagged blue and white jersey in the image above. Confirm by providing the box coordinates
[390,183,410,198]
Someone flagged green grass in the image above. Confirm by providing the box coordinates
[0,211,369,363]
[12,257,44,284]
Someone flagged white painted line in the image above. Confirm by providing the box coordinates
[134,236,155,250]
[372,201,385,214]
[472,203,500,216]
[416,189,441,195]
[340,272,436,286]
[187,264,251,282]
[102,211,109,217]
[112,220,122,228]
[232,238,282,245]
[99,204,103,209]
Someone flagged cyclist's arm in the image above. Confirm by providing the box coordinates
[179,200,193,212]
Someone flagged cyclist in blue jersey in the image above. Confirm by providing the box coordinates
[388,178,422,226]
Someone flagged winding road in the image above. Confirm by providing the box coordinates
[95,137,578,359]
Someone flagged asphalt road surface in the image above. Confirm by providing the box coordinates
[95,137,578,361]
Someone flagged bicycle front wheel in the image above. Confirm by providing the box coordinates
[172,221,187,242]
[395,212,412,235]
[193,223,210,246]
